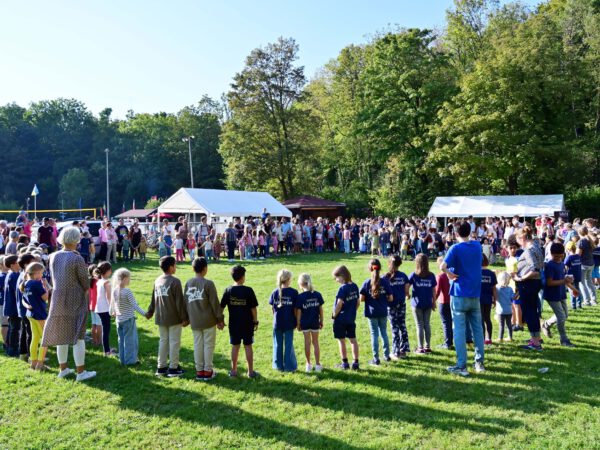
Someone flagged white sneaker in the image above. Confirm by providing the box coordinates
[474,362,486,373]
[305,363,313,372]
[57,368,74,379]
[314,364,323,373]
[76,370,97,382]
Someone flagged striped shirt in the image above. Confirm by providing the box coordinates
[110,287,146,322]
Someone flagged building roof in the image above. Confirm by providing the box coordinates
[282,196,346,209]
[115,208,156,219]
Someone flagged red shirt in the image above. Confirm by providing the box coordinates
[435,272,450,304]
[89,278,98,311]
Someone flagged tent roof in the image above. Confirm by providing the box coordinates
[283,195,346,209]
[158,188,293,217]
[115,209,155,219]
[427,195,565,218]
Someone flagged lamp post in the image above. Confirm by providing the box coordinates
[182,136,195,188]
[105,148,110,219]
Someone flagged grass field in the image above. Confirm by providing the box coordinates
[2,251,600,449]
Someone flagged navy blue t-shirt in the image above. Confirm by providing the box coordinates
[360,277,392,318]
[384,271,409,307]
[333,283,359,324]
[593,247,600,266]
[543,260,566,302]
[17,272,27,318]
[443,240,482,298]
[408,272,437,309]
[295,290,324,330]
[480,269,497,305]
[3,271,20,317]
[269,287,298,330]
[0,272,6,306]
[564,254,582,284]
[23,279,47,320]
[220,285,259,332]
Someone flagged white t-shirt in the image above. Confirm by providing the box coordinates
[95,279,111,313]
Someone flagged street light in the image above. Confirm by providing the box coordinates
[182,136,195,188]
[105,148,110,219]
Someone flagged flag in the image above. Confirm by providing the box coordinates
[31,184,39,196]
[132,199,136,210]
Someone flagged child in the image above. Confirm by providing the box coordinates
[122,236,131,262]
[174,235,184,263]
[505,242,523,330]
[407,254,437,353]
[592,237,600,288]
[110,268,147,365]
[343,226,351,254]
[269,269,298,372]
[238,232,246,261]
[384,255,410,359]
[565,241,582,309]
[3,255,21,357]
[20,262,50,370]
[360,259,393,365]
[79,232,91,264]
[88,265,102,346]
[204,235,214,261]
[95,262,116,356]
[213,233,222,261]
[480,255,497,345]
[332,265,360,370]
[0,257,8,348]
[258,230,266,259]
[138,236,147,261]
[400,234,409,260]
[158,237,168,258]
[243,231,253,261]
[295,273,324,372]
[482,238,492,264]
[187,233,197,261]
[435,256,453,350]
[541,242,578,347]
[359,232,367,254]
[147,256,189,377]
[185,257,225,381]
[271,231,279,256]
[220,265,259,378]
[315,231,324,253]
[495,272,514,342]
[371,230,380,256]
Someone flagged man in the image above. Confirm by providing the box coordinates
[195,217,211,258]
[115,219,129,260]
[37,218,55,252]
[440,221,485,377]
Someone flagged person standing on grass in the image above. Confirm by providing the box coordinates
[95,262,116,357]
[295,273,324,373]
[269,269,298,372]
[435,256,453,350]
[480,255,497,346]
[220,265,260,378]
[495,272,515,342]
[384,255,411,359]
[407,254,437,354]
[20,262,50,371]
[577,227,597,306]
[332,265,360,370]
[440,221,485,377]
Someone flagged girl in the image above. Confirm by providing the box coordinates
[407,254,437,353]
[95,262,116,356]
[332,265,360,370]
[400,234,409,260]
[435,256,452,350]
[271,231,279,256]
[243,230,253,261]
[505,242,523,330]
[371,230,380,256]
[295,273,324,372]
[383,255,410,359]
[360,259,393,365]
[359,231,367,254]
[269,269,298,371]
[187,233,197,261]
[204,236,214,261]
[482,238,492,263]
[110,268,146,365]
[213,233,222,261]
[158,237,168,258]
[21,262,50,370]
[315,230,324,253]
[138,235,147,261]
[480,255,497,345]
[174,235,184,262]
[496,272,514,342]
[258,230,266,259]
[343,225,351,254]
[88,265,102,346]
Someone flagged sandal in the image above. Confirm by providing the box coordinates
[228,370,238,377]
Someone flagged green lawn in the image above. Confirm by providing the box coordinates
[2,252,600,449]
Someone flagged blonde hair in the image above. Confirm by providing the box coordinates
[298,273,313,292]
[19,262,45,292]
[111,268,131,302]
[497,271,510,288]
[277,269,293,306]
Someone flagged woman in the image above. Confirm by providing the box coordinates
[512,226,544,351]
[577,227,597,306]
[129,223,143,261]
[162,219,174,256]
[41,226,96,381]
[106,222,117,263]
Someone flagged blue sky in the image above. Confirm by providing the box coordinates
[0,1,539,118]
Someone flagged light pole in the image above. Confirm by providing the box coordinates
[182,136,195,188]
[105,148,110,219]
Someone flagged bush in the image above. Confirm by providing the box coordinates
[566,186,600,219]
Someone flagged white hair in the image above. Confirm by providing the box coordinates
[58,226,81,246]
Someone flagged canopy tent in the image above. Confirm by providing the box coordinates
[427,195,565,218]
[115,208,156,220]
[157,188,293,219]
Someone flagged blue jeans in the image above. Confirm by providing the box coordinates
[163,236,172,256]
[451,296,484,369]
[272,328,297,371]
[368,316,390,359]
[117,317,139,365]
[439,303,453,347]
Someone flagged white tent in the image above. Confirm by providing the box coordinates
[427,195,565,218]
[157,188,293,219]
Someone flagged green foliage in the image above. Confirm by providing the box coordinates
[144,197,163,210]
[566,185,600,218]
[58,168,92,208]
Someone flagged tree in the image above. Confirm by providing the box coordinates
[58,168,93,209]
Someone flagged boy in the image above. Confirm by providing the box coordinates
[220,265,259,378]
[541,242,578,347]
[3,255,21,357]
[185,257,225,381]
[147,256,189,377]
[5,231,19,256]
[565,241,582,309]
[17,254,36,360]
[79,232,91,264]
[0,256,8,349]
[122,236,131,262]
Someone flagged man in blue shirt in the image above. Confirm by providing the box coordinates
[440,221,485,377]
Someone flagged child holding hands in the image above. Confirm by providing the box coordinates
[295,273,324,372]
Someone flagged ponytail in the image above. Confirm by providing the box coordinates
[387,255,402,279]
[369,258,382,297]
[276,269,292,307]
[298,273,314,292]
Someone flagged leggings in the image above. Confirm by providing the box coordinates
[518,280,542,338]
[412,307,432,349]
[57,339,85,366]
[497,314,513,340]
[480,303,493,341]
[28,318,45,361]
[98,312,112,353]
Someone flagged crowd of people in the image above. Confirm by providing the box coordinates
[0,211,599,381]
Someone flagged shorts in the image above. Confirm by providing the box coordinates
[512,299,521,306]
[230,330,254,346]
[593,266,600,278]
[333,321,356,340]
[90,312,102,326]
[302,329,320,333]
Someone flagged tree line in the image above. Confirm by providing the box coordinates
[1,0,599,218]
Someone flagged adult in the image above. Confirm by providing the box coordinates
[98,221,109,261]
[129,223,143,260]
[41,227,96,381]
[37,217,55,252]
[195,217,211,257]
[350,219,360,253]
[577,226,597,306]
[106,222,117,263]
[162,219,174,257]
[224,222,237,262]
[440,221,485,376]
[115,219,129,260]
[513,226,545,350]
[177,219,189,258]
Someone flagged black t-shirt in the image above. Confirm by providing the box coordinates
[234,224,244,239]
[220,285,258,330]
[38,225,53,245]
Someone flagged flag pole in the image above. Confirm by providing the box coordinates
[34,194,37,221]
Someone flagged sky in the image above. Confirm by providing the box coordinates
[0,0,540,118]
